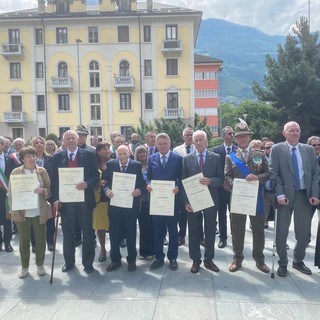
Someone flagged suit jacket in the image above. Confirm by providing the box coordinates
[103,158,145,211]
[213,143,237,172]
[225,147,269,189]
[182,150,223,208]
[269,142,319,202]
[173,143,195,157]
[50,148,99,209]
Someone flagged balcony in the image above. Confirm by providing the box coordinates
[113,75,135,91]
[3,112,27,124]
[163,107,183,119]
[1,43,24,60]
[51,76,73,92]
[161,39,182,56]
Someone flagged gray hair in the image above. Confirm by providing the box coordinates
[156,132,171,142]
[0,136,6,146]
[307,136,320,145]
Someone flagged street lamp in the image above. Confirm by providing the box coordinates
[76,38,83,124]
[218,65,223,137]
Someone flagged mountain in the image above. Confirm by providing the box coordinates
[195,18,286,104]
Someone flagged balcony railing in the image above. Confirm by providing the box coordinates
[1,43,24,60]
[113,75,135,90]
[163,107,183,119]
[3,112,27,123]
[161,39,182,56]
[51,76,73,92]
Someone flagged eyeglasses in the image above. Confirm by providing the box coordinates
[227,132,235,136]
[312,144,320,147]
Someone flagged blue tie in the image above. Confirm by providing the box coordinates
[161,155,166,169]
[291,147,300,191]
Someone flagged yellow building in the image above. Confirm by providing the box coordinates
[0,0,202,140]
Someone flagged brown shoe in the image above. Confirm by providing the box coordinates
[256,262,270,273]
[204,260,219,272]
[190,262,201,274]
[106,261,121,272]
[229,261,242,272]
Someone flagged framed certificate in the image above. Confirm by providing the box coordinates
[149,180,175,216]
[59,167,84,202]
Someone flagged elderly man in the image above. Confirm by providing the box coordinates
[76,125,95,152]
[270,122,320,277]
[51,130,99,273]
[225,123,270,273]
[144,131,158,156]
[182,130,223,273]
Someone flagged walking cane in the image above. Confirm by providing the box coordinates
[50,209,60,284]
[271,206,278,279]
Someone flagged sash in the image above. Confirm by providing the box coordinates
[229,152,264,215]
[10,153,22,166]
[0,167,9,213]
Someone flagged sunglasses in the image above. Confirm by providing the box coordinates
[227,132,235,136]
[312,144,320,147]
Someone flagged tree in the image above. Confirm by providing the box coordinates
[46,133,60,147]
[253,17,320,141]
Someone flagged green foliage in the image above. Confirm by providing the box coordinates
[45,133,61,147]
[253,17,320,141]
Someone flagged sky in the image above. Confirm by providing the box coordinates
[0,0,318,36]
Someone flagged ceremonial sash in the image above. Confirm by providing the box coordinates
[229,152,264,215]
[0,167,9,213]
[10,152,22,165]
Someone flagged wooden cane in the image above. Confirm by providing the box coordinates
[50,209,60,284]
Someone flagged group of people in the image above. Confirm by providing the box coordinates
[1,120,320,279]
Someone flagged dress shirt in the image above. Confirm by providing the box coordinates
[195,149,207,166]
[0,153,5,171]
[224,144,232,154]
[67,148,78,160]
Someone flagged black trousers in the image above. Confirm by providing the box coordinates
[138,200,154,256]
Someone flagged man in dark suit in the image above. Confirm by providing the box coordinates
[225,123,270,273]
[182,130,223,273]
[103,145,145,272]
[270,121,320,277]
[51,130,99,273]
[147,133,182,271]
[212,126,237,248]
[0,136,13,252]
[144,131,158,156]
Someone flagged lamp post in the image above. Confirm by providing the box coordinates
[76,38,83,124]
[218,65,223,137]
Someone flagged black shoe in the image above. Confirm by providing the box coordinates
[286,244,289,250]
[200,239,205,247]
[128,262,137,272]
[169,259,178,271]
[48,244,54,252]
[5,244,13,253]
[32,247,36,254]
[178,237,185,246]
[84,266,94,274]
[163,237,169,246]
[98,253,107,262]
[277,265,287,277]
[218,240,227,249]
[62,264,75,273]
[292,262,312,275]
[120,239,127,248]
[106,262,121,272]
[150,259,164,270]
[74,239,82,247]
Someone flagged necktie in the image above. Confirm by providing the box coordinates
[69,153,74,161]
[149,148,154,155]
[227,147,231,154]
[242,149,248,162]
[121,165,126,172]
[291,147,301,190]
[186,145,191,154]
[161,155,167,169]
[199,153,204,171]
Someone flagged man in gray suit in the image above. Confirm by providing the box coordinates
[270,121,320,277]
[182,130,223,273]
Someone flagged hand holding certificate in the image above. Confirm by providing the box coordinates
[149,180,175,216]
[230,178,259,216]
[59,168,84,202]
[182,172,214,212]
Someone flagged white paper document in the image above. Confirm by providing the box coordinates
[59,167,84,202]
[230,178,259,216]
[149,180,175,216]
[110,172,137,208]
[182,172,214,212]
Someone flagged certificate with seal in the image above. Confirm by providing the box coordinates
[10,174,38,210]
[110,172,136,208]
[182,173,214,212]
[59,168,84,202]
[230,178,259,216]
[150,180,175,216]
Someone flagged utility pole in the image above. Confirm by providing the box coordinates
[308,0,311,33]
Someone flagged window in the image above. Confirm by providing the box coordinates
[88,26,98,43]
[12,128,24,140]
[39,128,46,137]
[119,60,130,76]
[167,92,179,109]
[56,1,70,14]
[36,62,44,78]
[90,127,102,136]
[37,95,45,111]
[58,94,70,111]
[8,29,20,44]
[210,126,219,134]
[117,0,131,11]
[144,60,152,76]
[90,94,101,120]
[10,62,21,79]
[194,71,218,80]
[58,62,68,77]
[145,93,153,109]
[120,126,131,140]
[59,127,70,138]
[194,90,217,98]
[11,96,22,112]
[166,59,178,76]
[196,108,218,116]
[89,61,100,87]
[143,25,151,42]
[120,93,131,110]
[35,28,43,45]
[166,25,177,40]
[56,27,68,44]
[118,26,129,42]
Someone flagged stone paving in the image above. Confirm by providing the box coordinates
[1,214,320,320]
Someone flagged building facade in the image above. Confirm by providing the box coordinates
[194,54,223,137]
[0,0,201,140]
